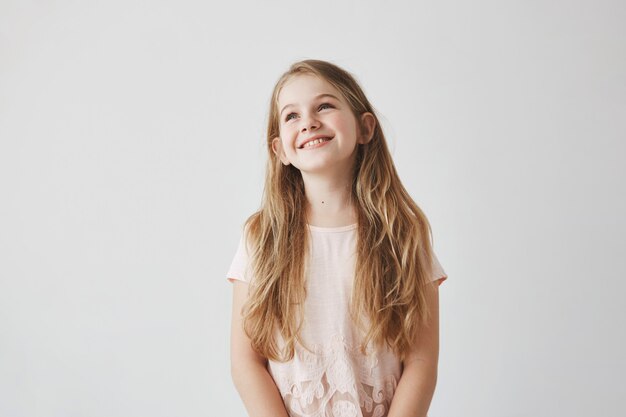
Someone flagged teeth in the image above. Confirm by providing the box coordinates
[304,137,331,148]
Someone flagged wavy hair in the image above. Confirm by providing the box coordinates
[240,59,437,362]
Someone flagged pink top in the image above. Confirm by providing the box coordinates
[226,223,448,417]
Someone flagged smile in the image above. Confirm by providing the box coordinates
[299,137,333,150]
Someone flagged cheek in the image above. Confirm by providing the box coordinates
[282,124,298,137]
[279,125,296,142]
[330,114,357,136]
[282,135,297,152]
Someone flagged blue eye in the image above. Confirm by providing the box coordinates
[284,103,334,122]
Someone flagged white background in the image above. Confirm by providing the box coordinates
[1,1,624,416]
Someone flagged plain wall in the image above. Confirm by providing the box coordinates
[1,1,624,416]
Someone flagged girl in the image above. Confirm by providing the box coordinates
[227,59,448,417]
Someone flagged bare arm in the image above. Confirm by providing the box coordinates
[387,279,442,417]
[230,280,290,417]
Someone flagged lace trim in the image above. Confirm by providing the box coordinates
[268,333,399,417]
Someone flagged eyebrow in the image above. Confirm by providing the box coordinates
[280,93,341,116]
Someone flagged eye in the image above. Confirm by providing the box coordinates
[284,103,335,122]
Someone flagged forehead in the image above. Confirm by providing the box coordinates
[277,74,343,108]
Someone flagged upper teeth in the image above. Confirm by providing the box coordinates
[303,137,331,148]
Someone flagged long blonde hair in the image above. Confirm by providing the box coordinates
[240,59,437,362]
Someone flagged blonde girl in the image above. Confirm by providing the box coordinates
[227,59,448,417]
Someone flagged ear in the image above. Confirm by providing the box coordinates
[358,112,376,145]
[271,137,291,166]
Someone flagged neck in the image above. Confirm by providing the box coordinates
[301,166,357,228]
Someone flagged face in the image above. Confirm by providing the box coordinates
[272,74,374,174]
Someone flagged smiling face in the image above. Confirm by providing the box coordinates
[272,74,373,174]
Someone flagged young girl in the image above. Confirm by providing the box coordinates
[226,59,448,417]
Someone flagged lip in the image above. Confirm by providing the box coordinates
[299,137,333,150]
[298,134,334,149]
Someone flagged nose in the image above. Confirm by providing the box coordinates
[300,112,320,132]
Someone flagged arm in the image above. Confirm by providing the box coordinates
[387,279,442,417]
[230,280,290,417]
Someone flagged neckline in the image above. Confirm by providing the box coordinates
[306,223,357,232]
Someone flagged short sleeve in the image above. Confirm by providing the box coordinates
[430,251,448,286]
[226,230,253,284]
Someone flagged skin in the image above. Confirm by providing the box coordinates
[272,75,441,416]
[230,281,290,417]
[272,74,376,227]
